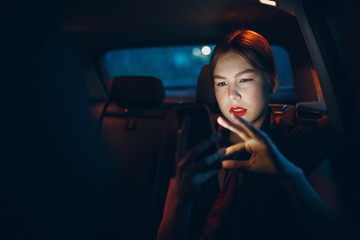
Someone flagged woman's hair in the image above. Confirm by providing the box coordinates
[209,29,278,90]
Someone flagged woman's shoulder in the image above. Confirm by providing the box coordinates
[277,119,333,176]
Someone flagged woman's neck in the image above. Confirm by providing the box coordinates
[228,106,270,144]
[252,105,269,130]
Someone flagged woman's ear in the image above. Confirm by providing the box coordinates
[271,73,279,94]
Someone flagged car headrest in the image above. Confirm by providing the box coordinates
[296,101,327,119]
[109,76,165,109]
[196,65,220,114]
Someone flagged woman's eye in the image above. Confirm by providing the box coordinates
[239,78,252,83]
[216,82,227,86]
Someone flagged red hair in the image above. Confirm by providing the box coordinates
[210,29,278,90]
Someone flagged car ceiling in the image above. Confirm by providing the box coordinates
[55,0,304,56]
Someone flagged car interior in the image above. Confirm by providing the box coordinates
[2,0,360,239]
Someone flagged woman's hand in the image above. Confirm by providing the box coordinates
[217,114,350,238]
[218,113,299,176]
[172,117,226,203]
[158,118,225,240]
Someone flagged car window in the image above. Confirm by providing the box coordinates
[271,45,294,90]
[100,45,293,97]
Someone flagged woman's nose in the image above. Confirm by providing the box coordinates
[228,83,241,100]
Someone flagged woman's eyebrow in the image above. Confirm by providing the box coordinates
[213,74,226,80]
[234,69,257,78]
[214,69,257,80]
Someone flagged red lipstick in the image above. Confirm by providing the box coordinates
[229,106,247,117]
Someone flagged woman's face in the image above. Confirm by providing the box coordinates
[213,50,274,129]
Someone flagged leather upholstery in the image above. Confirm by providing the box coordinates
[109,76,165,109]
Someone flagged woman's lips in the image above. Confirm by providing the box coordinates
[229,106,247,116]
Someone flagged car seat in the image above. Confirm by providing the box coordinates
[99,76,174,239]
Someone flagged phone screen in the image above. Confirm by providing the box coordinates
[176,104,222,170]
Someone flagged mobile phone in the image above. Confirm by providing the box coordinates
[175,104,222,170]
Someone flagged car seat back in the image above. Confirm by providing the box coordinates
[99,76,171,239]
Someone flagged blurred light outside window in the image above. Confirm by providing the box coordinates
[101,45,293,97]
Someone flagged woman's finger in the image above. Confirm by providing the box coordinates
[222,159,251,170]
[217,116,251,140]
[186,133,220,162]
[224,142,247,157]
[192,169,218,186]
[229,113,258,139]
[189,148,226,175]
[205,148,226,166]
[178,132,220,171]
[231,114,277,150]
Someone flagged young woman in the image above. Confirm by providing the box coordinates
[157,30,348,240]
